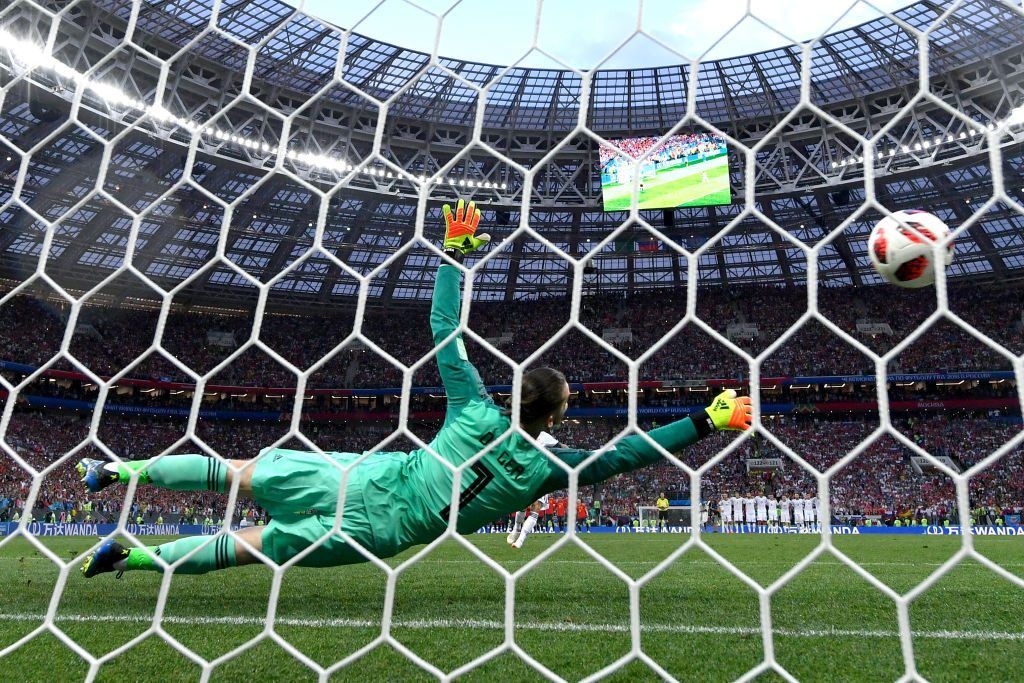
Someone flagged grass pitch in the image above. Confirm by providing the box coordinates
[602,156,730,211]
[1,533,1022,681]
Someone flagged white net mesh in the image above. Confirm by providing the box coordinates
[0,0,1023,680]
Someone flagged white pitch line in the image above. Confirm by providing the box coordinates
[404,559,1024,569]
[1,613,1022,641]
[6,557,1024,569]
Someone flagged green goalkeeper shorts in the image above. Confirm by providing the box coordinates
[251,449,379,567]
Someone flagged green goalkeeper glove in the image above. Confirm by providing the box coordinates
[442,199,490,260]
[705,389,753,431]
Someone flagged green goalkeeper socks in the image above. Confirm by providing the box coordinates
[107,459,152,485]
[122,535,237,575]
[109,454,227,493]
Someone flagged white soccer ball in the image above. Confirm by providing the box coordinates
[867,210,954,288]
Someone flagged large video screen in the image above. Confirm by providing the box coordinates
[598,133,730,211]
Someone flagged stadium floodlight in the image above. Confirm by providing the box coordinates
[89,81,132,107]
[0,28,510,195]
[151,105,174,122]
[2,32,49,71]
[50,60,77,79]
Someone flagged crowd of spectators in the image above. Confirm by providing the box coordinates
[2,280,1021,391]
[598,132,725,168]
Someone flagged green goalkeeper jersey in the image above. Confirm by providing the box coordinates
[263,265,713,560]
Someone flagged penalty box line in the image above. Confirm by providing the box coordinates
[0,613,1021,641]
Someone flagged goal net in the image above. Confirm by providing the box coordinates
[637,505,697,529]
[0,0,1022,680]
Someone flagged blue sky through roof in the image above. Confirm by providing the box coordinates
[285,0,918,69]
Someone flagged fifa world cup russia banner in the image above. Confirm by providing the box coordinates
[475,525,1023,535]
[608,525,1024,535]
[1,522,184,536]
[0,522,240,536]
[16,395,280,421]
[3,359,1016,398]
[6,392,1018,423]
[5,522,1022,538]
[817,398,1018,413]
[793,371,1017,384]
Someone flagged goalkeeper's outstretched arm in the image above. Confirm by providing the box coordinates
[431,199,493,419]
[540,390,753,489]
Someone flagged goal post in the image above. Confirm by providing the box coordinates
[637,505,701,529]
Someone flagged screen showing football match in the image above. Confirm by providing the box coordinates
[598,132,731,211]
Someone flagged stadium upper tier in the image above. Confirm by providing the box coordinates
[1,0,1024,302]
[50,0,1024,131]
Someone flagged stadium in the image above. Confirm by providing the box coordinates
[0,0,1023,680]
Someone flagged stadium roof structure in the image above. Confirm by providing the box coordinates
[1,0,1024,307]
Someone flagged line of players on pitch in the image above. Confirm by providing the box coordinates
[717,492,821,531]
[505,490,823,548]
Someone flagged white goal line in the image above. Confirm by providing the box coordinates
[1,612,1021,642]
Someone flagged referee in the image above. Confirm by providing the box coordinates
[656,492,670,531]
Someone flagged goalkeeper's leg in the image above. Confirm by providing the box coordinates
[83,509,380,578]
[78,454,253,496]
[83,526,263,578]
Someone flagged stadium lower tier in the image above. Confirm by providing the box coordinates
[3,409,1021,530]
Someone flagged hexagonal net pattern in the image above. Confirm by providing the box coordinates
[0,0,1023,681]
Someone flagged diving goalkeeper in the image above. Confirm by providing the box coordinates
[78,199,752,578]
